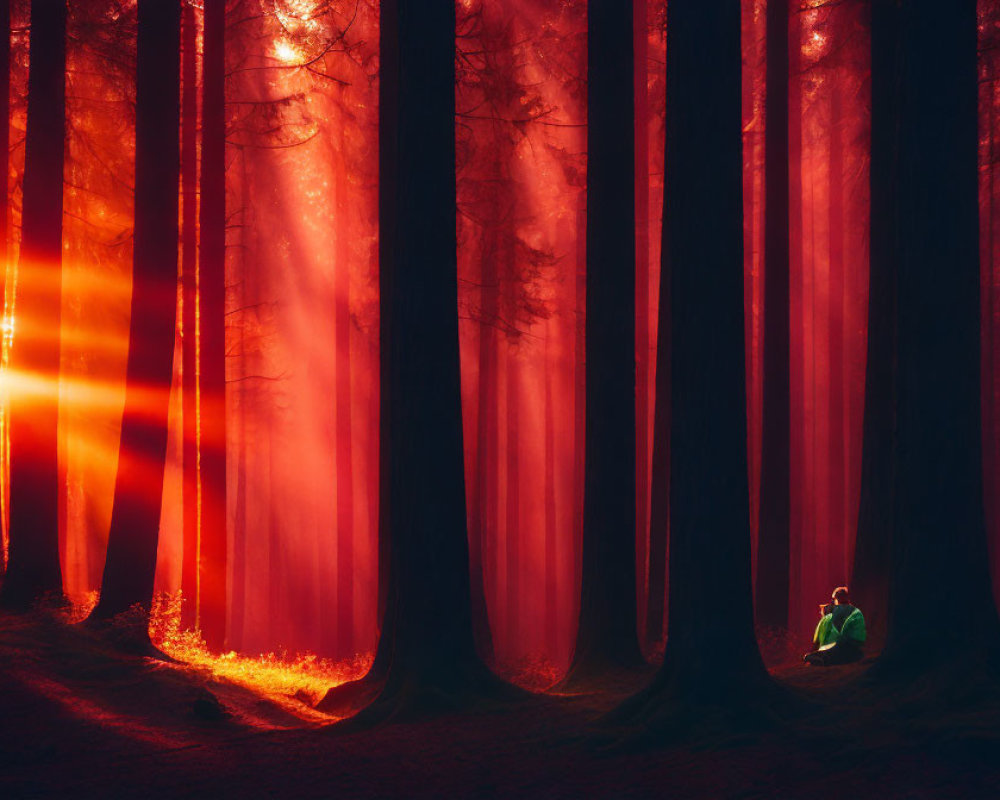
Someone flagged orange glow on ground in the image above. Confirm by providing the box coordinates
[69,592,371,725]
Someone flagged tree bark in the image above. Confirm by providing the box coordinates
[89,0,180,623]
[342,0,513,723]
[755,0,791,631]
[612,0,774,738]
[1,0,66,610]
[566,0,644,685]
[197,0,227,651]
[878,0,1000,671]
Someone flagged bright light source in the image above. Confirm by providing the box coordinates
[273,39,300,65]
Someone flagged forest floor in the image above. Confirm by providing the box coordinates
[1,608,999,799]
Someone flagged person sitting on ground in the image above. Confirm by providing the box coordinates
[803,586,865,666]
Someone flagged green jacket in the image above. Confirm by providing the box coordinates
[813,606,866,650]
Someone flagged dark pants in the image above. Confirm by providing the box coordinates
[803,641,863,667]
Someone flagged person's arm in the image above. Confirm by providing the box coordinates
[841,609,866,645]
[814,614,834,648]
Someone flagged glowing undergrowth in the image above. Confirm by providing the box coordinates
[69,591,372,723]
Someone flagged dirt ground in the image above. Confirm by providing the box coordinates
[1,610,999,799]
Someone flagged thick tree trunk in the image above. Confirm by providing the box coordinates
[850,0,897,647]
[755,0,791,631]
[89,0,180,623]
[566,0,644,685]
[342,0,512,723]
[879,0,1000,671]
[197,0,226,651]
[180,0,198,631]
[612,0,773,739]
[0,0,66,610]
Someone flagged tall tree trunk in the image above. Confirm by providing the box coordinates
[263,433,283,643]
[566,0,644,684]
[230,376,247,650]
[0,0,66,610]
[543,328,558,654]
[850,0,897,647]
[879,0,1000,671]
[334,147,355,658]
[828,62,847,586]
[572,190,585,651]
[634,0,652,650]
[786,1,805,636]
[89,0,180,623]
[197,0,226,651]
[646,207,670,650]
[504,348,520,654]
[755,0,791,631]
[468,203,500,667]
[613,0,773,737]
[180,0,198,631]
[345,0,513,723]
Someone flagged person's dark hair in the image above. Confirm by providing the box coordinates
[832,586,850,604]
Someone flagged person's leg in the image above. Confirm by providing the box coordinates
[823,641,863,665]
[803,650,828,666]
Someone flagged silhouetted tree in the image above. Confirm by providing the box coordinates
[877,0,1000,673]
[566,0,644,686]
[1,0,67,610]
[89,0,180,625]
[198,0,227,651]
[613,0,775,738]
[337,0,515,722]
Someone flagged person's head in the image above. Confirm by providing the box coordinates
[832,586,850,605]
